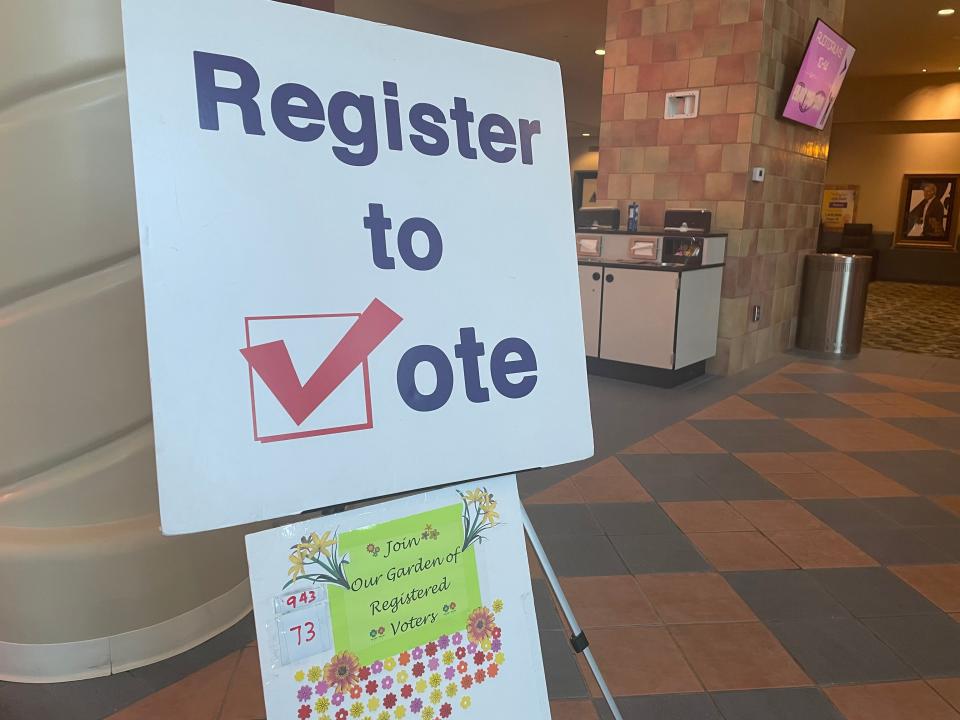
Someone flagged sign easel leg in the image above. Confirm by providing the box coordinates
[521,506,625,720]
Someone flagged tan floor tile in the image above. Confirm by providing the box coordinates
[106,651,240,720]
[763,472,854,499]
[654,421,725,453]
[829,392,957,418]
[735,452,814,475]
[220,646,265,720]
[586,626,702,696]
[779,362,845,374]
[687,531,796,571]
[890,565,960,612]
[856,373,960,394]
[789,418,938,452]
[689,396,776,420]
[620,436,670,454]
[825,681,960,720]
[935,496,960,518]
[930,678,960,714]
[767,529,878,569]
[669,622,811,691]
[729,500,824,532]
[789,452,915,497]
[523,477,585,504]
[952,613,960,623]
[636,573,756,624]
[740,375,816,394]
[559,575,660,628]
[661,501,753,533]
[570,457,652,503]
[550,700,599,720]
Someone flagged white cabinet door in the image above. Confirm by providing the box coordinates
[578,264,602,356]
[599,269,678,368]
[675,266,723,368]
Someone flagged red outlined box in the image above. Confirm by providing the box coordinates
[244,313,373,443]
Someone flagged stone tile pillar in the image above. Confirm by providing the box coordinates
[598,0,845,374]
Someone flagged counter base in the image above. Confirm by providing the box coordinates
[586,357,706,388]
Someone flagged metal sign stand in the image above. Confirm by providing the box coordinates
[522,506,625,720]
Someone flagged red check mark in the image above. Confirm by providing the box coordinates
[240,299,402,425]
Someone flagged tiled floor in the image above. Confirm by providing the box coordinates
[4,349,960,719]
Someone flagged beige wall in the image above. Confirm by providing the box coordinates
[825,73,960,231]
[569,135,599,176]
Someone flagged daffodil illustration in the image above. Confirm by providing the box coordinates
[284,528,351,590]
[457,487,500,551]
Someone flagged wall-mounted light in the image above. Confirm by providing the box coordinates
[594,48,606,56]
[939,8,956,15]
[923,67,928,72]
[581,132,591,137]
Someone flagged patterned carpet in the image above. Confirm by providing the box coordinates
[864,282,960,360]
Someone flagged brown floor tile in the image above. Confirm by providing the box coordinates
[740,375,817,394]
[570,457,653,503]
[890,565,960,612]
[763,472,854,499]
[930,679,960,714]
[106,651,240,720]
[559,575,660,628]
[636,573,756,624]
[586,626,702,696]
[620,436,670,454]
[220,646,265,719]
[689,396,776,420]
[687,531,796,571]
[790,451,915,497]
[550,700,599,720]
[527,538,545,579]
[935,496,960,518]
[524,477,585,504]
[953,614,960,623]
[767,529,878,569]
[730,500,825,532]
[789,418,939,452]
[735,452,814,475]
[830,392,958,418]
[669,622,811,691]
[856,373,960,394]
[654,421,726,454]
[661,501,753,533]
[779,362,845,374]
[825,681,960,720]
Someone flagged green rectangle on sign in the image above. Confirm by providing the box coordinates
[328,503,480,665]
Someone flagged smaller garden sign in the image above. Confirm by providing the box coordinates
[246,475,550,719]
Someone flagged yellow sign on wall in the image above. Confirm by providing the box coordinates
[821,185,859,230]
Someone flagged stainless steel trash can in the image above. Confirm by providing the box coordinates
[796,253,872,357]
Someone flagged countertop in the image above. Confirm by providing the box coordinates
[576,227,728,238]
[577,258,724,272]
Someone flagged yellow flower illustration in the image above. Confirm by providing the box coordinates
[442,650,454,665]
[415,678,427,693]
[422,706,435,720]
[315,696,331,713]
[429,673,441,688]
[495,651,505,665]
[430,688,442,704]
[294,669,306,682]
[378,712,391,720]
[492,599,504,613]
[288,550,307,580]
[368,696,380,711]
[308,665,323,683]
[463,489,488,504]
[395,707,407,719]
[384,657,396,671]
[445,682,458,697]
[350,701,365,717]
[397,669,409,683]
[480,499,499,524]
[460,695,472,709]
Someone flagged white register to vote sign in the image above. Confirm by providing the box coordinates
[122,0,594,534]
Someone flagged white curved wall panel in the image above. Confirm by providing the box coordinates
[0,259,152,486]
[0,72,138,302]
[0,0,123,110]
[0,424,158,527]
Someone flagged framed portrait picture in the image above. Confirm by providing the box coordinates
[573,170,599,210]
[895,174,958,250]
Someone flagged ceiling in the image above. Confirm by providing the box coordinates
[336,0,960,135]
[844,0,960,77]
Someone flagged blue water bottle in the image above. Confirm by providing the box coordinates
[627,202,639,232]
